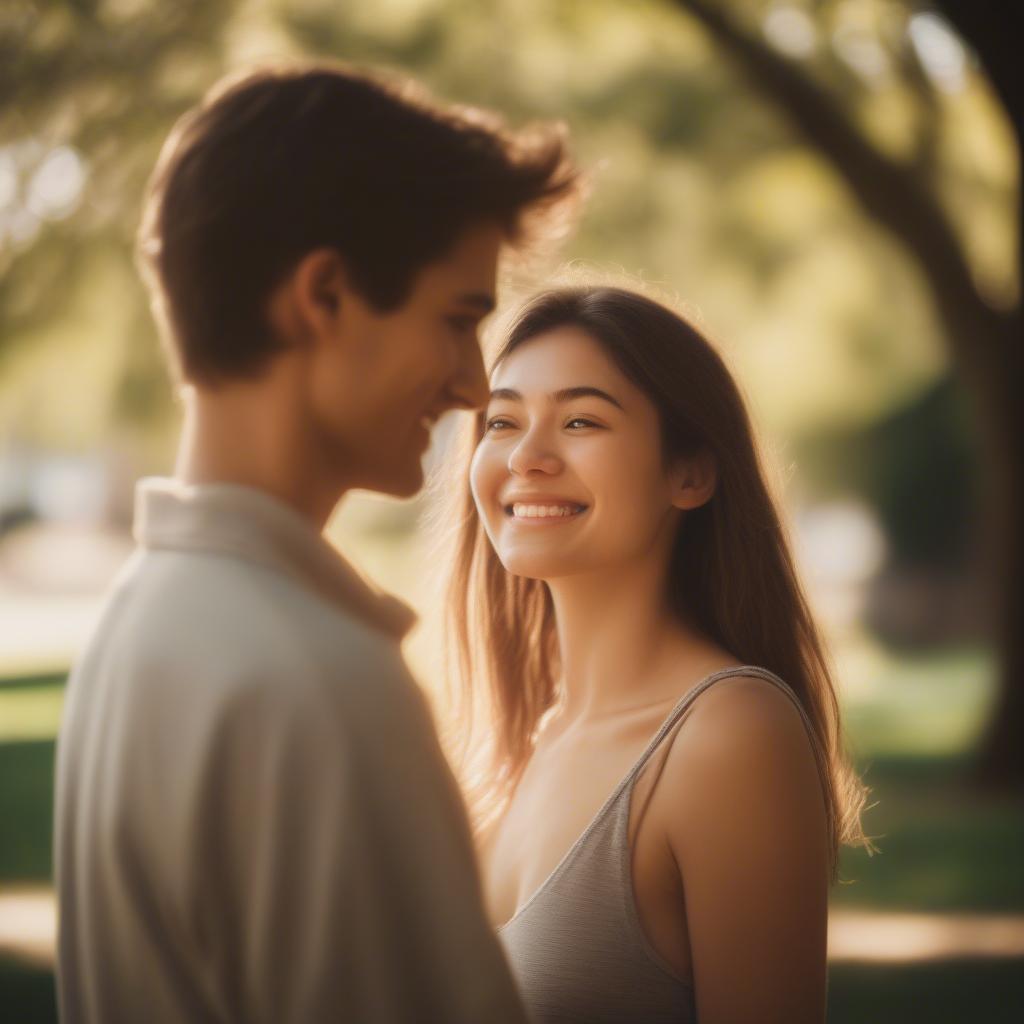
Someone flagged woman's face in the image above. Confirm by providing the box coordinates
[470,325,692,581]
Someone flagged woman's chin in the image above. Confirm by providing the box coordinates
[498,552,574,581]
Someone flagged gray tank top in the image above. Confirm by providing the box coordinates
[497,665,827,1023]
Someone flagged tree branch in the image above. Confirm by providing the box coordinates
[672,0,1015,393]
[933,1,1022,146]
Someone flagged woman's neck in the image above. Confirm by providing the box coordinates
[546,555,731,724]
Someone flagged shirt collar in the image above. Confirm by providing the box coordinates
[133,477,417,641]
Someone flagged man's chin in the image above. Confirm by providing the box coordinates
[374,461,425,500]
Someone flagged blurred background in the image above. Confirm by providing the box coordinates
[1,0,1021,1020]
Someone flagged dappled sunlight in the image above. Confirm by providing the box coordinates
[0,521,133,672]
[2,1,1019,1018]
[794,498,887,634]
[0,141,87,253]
[0,687,64,744]
[829,910,1024,963]
[0,888,55,969]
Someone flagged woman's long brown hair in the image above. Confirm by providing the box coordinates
[439,285,870,876]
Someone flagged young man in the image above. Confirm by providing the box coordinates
[54,61,579,1023]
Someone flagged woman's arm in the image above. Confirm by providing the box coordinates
[659,676,830,1023]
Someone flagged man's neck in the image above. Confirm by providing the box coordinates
[174,380,344,532]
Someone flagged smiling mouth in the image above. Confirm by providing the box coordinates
[504,502,588,520]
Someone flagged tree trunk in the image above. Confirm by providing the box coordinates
[969,309,1023,788]
[934,3,1023,790]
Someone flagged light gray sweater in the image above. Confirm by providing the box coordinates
[55,478,526,1024]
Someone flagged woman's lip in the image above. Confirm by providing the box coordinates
[503,503,589,524]
[501,496,587,507]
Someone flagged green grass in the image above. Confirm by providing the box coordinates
[827,960,1024,1022]
[831,645,1024,914]
[835,753,1024,912]
[0,959,56,1024]
[0,739,55,883]
[0,669,66,884]
[0,671,67,691]
[841,646,998,759]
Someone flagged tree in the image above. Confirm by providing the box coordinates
[0,0,234,433]
[673,0,1021,786]
[2,1,1015,774]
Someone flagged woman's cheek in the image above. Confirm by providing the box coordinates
[470,444,502,523]
[577,437,634,499]
[590,445,670,537]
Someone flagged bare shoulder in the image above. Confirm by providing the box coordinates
[651,673,828,843]
[674,673,818,766]
[649,673,832,1021]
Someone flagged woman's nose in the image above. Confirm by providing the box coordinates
[507,430,563,476]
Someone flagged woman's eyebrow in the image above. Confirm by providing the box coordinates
[555,386,625,409]
[488,386,624,410]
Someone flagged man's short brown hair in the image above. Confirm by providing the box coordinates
[137,60,581,385]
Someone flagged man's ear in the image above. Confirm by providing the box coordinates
[292,248,347,335]
[265,248,347,349]
[669,449,717,511]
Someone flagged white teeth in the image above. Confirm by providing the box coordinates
[511,503,583,519]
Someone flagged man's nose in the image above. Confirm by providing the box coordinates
[447,338,490,411]
[507,429,562,476]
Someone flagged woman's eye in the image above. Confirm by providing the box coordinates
[485,418,514,432]
[565,417,598,430]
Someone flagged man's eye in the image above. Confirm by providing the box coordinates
[447,315,477,332]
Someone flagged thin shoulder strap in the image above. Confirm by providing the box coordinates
[620,664,828,794]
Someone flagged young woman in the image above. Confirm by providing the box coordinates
[443,285,870,1023]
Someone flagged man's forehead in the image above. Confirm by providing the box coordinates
[440,222,503,270]
[410,262,497,308]
[454,291,497,313]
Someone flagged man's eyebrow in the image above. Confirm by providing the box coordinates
[455,292,496,314]
[488,386,624,410]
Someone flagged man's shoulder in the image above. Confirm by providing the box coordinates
[82,544,411,706]
[134,542,393,634]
